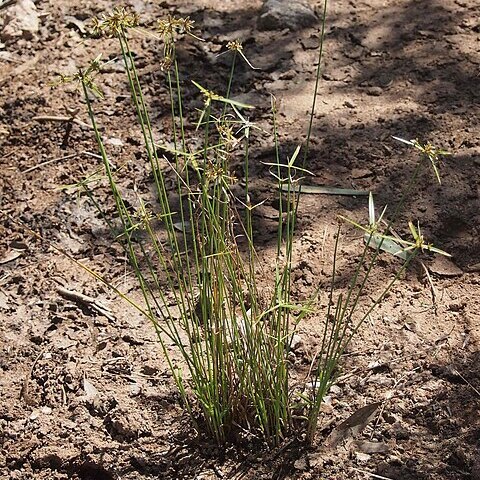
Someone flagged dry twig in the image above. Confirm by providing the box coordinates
[20,348,46,405]
[57,286,115,321]
[22,152,78,174]
[33,115,92,130]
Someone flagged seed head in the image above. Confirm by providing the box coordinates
[226,40,243,52]
[91,7,139,37]
[160,56,173,72]
[157,15,195,37]
[51,55,104,99]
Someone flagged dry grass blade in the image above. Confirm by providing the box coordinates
[281,184,369,196]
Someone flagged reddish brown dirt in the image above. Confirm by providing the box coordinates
[1,0,480,479]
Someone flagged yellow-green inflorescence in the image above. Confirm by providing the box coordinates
[51,54,104,98]
[157,15,202,71]
[91,6,139,37]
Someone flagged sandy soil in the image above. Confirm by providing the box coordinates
[1,0,480,478]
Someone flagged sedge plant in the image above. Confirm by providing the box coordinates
[54,4,451,447]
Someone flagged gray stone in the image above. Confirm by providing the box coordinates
[1,0,40,41]
[367,86,383,96]
[258,0,318,31]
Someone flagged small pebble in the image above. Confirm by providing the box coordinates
[355,452,371,463]
[294,457,309,470]
[107,137,124,147]
[367,86,383,96]
[329,385,342,396]
[29,410,40,421]
[290,334,303,350]
[130,384,142,397]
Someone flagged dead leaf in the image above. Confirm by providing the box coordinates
[0,249,23,264]
[280,184,369,196]
[353,440,389,454]
[326,402,381,447]
[428,256,463,277]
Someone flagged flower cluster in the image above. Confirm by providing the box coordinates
[51,55,104,98]
[157,15,195,37]
[226,40,243,52]
[157,16,202,71]
[91,6,139,37]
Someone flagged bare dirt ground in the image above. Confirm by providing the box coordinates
[1,0,480,479]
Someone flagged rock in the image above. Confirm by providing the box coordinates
[258,0,318,31]
[329,385,343,396]
[1,0,40,41]
[129,384,142,397]
[107,137,124,147]
[29,410,40,421]
[293,457,309,470]
[351,168,373,179]
[355,452,371,463]
[366,86,383,96]
[80,378,101,409]
[105,407,151,440]
[290,334,303,351]
[300,35,319,50]
[428,256,463,277]
[354,440,389,454]
[31,445,79,469]
[465,262,480,272]
[320,400,334,414]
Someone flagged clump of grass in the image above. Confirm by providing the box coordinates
[55,3,450,447]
